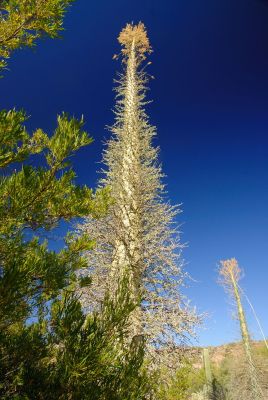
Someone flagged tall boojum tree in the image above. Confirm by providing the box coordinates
[79,22,198,357]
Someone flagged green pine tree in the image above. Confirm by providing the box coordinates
[0,0,74,72]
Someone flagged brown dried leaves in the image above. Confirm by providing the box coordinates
[118,22,152,57]
[219,258,241,286]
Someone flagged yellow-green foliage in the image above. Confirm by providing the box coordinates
[0,0,74,71]
[254,342,268,358]
[158,363,205,400]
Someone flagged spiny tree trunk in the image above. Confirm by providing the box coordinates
[78,22,198,357]
[219,258,263,400]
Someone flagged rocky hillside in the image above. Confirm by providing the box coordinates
[190,340,268,399]
[191,340,268,369]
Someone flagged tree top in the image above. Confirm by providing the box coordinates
[219,258,241,285]
[118,22,152,57]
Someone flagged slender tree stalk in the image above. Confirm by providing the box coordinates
[219,258,263,400]
[237,283,268,353]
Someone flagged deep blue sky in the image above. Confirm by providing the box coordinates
[1,0,268,346]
